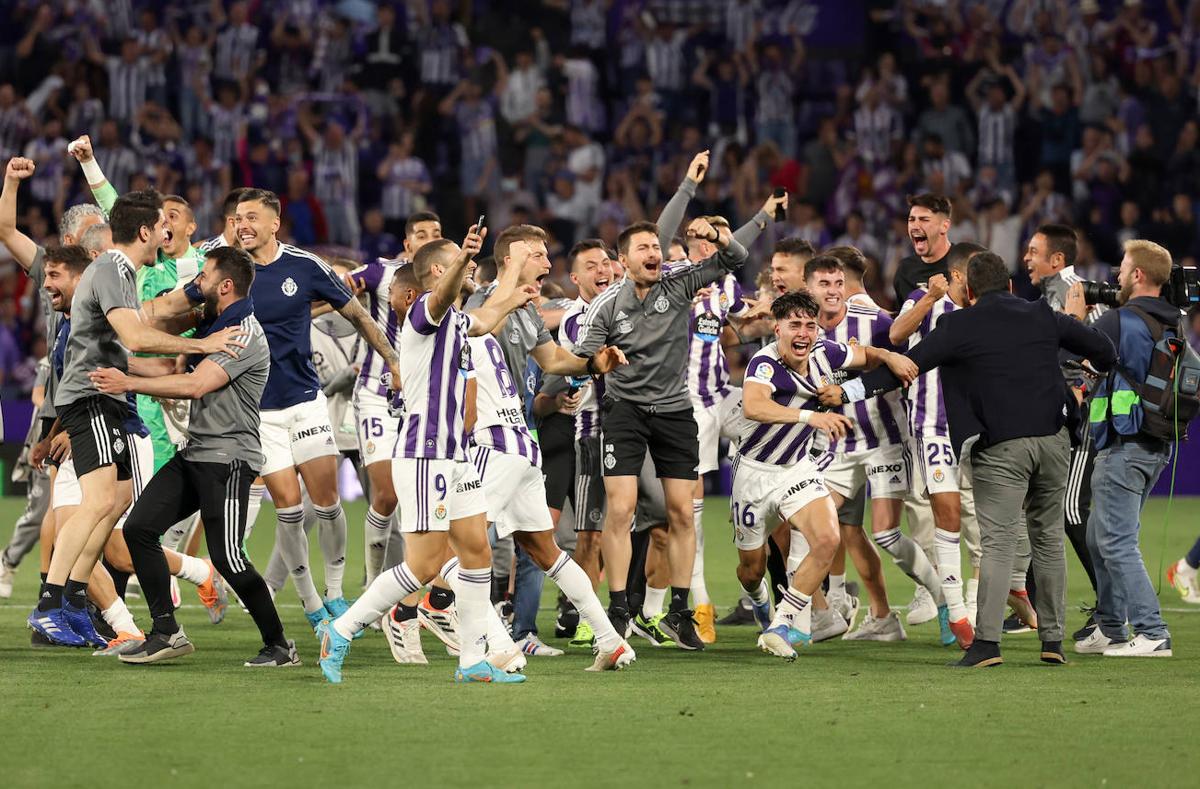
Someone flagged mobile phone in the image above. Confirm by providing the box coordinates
[773,188,786,222]
[476,214,486,231]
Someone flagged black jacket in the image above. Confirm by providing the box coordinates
[860,291,1118,454]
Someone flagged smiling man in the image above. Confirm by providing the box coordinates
[892,194,953,309]
[575,218,748,649]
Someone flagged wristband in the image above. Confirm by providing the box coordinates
[585,355,599,375]
[79,157,104,186]
[182,279,204,303]
[796,409,813,424]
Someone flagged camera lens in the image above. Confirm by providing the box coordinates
[1081,280,1121,308]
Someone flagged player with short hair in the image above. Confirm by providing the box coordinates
[654,149,787,642]
[90,246,298,666]
[317,225,544,684]
[29,190,244,647]
[143,188,401,631]
[804,252,947,644]
[736,292,917,660]
[575,217,748,649]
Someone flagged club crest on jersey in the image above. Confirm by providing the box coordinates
[589,508,602,523]
[508,330,521,344]
[281,277,298,297]
[695,311,720,343]
[617,320,633,334]
[603,452,616,470]
[719,292,730,309]
[113,436,125,455]
[932,468,946,483]
[653,295,669,313]
[366,441,376,454]
[434,503,447,520]
[754,362,774,381]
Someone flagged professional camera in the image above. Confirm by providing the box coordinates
[1163,265,1199,310]
[1080,279,1121,308]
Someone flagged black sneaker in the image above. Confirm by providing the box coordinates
[658,610,705,651]
[1040,640,1067,665]
[607,606,632,639]
[1002,614,1033,634]
[118,629,195,664]
[245,639,301,667]
[951,639,1003,668]
[716,596,757,626]
[1071,609,1099,641]
[89,601,116,642]
[554,594,579,639]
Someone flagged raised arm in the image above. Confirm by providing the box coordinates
[466,242,539,337]
[656,150,708,250]
[67,135,118,215]
[427,225,486,324]
[733,191,785,249]
[675,220,749,293]
[337,296,400,387]
[0,158,40,271]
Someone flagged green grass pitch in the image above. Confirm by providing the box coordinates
[0,495,1196,788]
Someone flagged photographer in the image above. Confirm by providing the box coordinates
[1069,240,1181,658]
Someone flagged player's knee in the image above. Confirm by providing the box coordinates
[737,548,766,580]
[648,526,668,549]
[808,528,840,564]
[372,490,398,515]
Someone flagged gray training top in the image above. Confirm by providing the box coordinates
[576,238,748,411]
[181,300,271,470]
[54,250,139,409]
[28,246,63,419]
[464,284,552,408]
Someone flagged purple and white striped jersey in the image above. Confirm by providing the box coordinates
[468,334,542,467]
[395,292,476,462]
[351,260,402,399]
[898,288,958,438]
[559,296,602,440]
[820,303,904,452]
[686,273,749,407]
[738,339,852,467]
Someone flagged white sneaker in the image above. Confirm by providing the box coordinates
[827,590,860,630]
[417,596,461,656]
[1102,633,1172,657]
[381,607,428,665]
[1167,559,1200,604]
[843,611,907,642]
[586,639,637,671]
[0,557,13,598]
[811,608,849,642]
[906,586,937,626]
[1074,628,1117,654]
[516,634,564,657]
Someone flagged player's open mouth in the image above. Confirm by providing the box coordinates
[791,339,810,353]
[645,261,660,274]
[595,277,610,291]
[239,231,256,245]
[163,228,174,244]
[910,230,928,252]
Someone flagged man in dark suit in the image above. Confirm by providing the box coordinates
[821,252,1117,667]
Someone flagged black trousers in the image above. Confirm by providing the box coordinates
[123,454,285,648]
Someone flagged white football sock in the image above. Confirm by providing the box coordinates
[364,506,391,585]
[548,553,621,651]
[161,514,198,552]
[690,499,710,605]
[786,531,810,581]
[274,504,324,614]
[173,553,210,586]
[1009,568,1026,593]
[334,561,421,640]
[454,566,492,668]
[314,501,348,600]
[642,585,666,619]
[101,598,142,637]
[828,573,846,596]
[773,587,812,633]
[874,527,945,605]
[244,484,266,539]
[443,557,513,653]
[934,527,967,620]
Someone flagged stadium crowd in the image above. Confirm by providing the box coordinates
[0,0,1199,677]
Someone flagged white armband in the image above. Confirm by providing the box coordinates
[79,157,105,186]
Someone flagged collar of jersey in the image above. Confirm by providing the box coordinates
[198,297,254,338]
[104,248,135,271]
